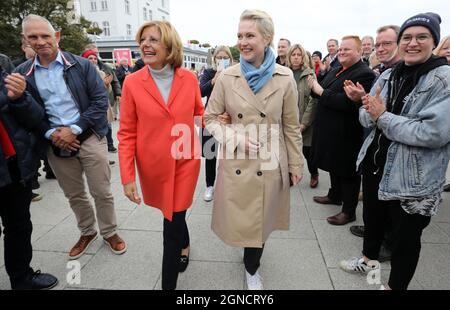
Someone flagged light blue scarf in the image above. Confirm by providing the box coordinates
[240,47,276,94]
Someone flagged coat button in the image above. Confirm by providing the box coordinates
[260,113,266,118]
[257,171,263,176]
[238,113,243,119]
[236,169,241,175]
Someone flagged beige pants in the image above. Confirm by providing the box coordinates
[47,135,117,238]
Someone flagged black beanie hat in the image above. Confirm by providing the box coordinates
[312,51,322,60]
[398,12,441,46]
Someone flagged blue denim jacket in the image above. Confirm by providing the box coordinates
[357,65,450,200]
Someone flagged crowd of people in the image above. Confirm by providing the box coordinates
[0,9,449,291]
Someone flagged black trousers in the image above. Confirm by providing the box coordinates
[302,146,318,176]
[328,173,361,216]
[205,157,217,187]
[388,205,430,290]
[106,124,114,147]
[362,171,396,259]
[244,244,265,275]
[203,133,218,187]
[0,158,33,287]
[162,210,190,290]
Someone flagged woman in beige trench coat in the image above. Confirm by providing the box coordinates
[204,9,303,290]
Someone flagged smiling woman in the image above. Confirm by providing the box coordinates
[204,9,303,290]
[118,20,204,291]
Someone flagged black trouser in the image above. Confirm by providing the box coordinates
[162,210,190,290]
[302,146,318,176]
[205,157,217,187]
[106,124,114,147]
[362,171,397,259]
[388,204,430,290]
[328,173,361,216]
[203,133,217,187]
[0,157,33,287]
[244,244,265,275]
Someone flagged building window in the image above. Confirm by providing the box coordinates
[143,8,148,20]
[126,24,132,36]
[149,10,153,20]
[90,0,97,11]
[162,15,166,21]
[102,21,110,36]
[101,0,108,10]
[161,0,165,7]
[125,0,130,14]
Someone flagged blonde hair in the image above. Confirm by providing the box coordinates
[240,9,275,48]
[286,44,311,70]
[135,21,184,68]
[369,51,380,69]
[211,45,233,70]
[434,35,450,57]
[342,35,362,51]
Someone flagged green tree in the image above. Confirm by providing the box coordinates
[0,0,95,59]
[229,45,240,62]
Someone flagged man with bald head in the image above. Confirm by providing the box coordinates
[15,14,127,260]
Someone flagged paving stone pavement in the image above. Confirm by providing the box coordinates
[1,121,449,290]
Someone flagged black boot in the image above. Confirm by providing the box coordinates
[12,270,58,290]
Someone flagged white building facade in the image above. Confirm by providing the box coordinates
[75,0,209,70]
[76,0,170,41]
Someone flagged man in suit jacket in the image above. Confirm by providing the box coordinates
[308,36,376,226]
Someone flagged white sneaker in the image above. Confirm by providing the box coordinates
[246,271,263,290]
[339,256,379,274]
[204,186,214,202]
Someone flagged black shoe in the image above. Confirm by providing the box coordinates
[31,192,43,202]
[179,248,190,273]
[12,270,58,290]
[108,145,118,153]
[444,184,450,192]
[350,225,365,238]
[31,178,40,190]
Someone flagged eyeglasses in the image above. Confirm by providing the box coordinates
[374,41,396,49]
[400,34,432,44]
[216,56,230,60]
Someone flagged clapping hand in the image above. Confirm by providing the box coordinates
[362,87,387,122]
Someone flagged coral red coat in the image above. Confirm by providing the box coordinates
[118,66,204,221]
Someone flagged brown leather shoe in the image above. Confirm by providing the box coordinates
[103,234,127,255]
[310,174,319,188]
[327,212,356,225]
[69,232,98,260]
[313,195,342,205]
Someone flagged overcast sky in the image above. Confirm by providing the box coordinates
[170,0,449,55]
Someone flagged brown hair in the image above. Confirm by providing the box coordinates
[286,44,312,70]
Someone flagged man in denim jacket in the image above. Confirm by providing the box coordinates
[340,12,450,290]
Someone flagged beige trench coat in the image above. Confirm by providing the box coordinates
[205,64,304,248]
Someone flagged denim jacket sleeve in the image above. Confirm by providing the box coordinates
[359,69,392,129]
[376,67,450,149]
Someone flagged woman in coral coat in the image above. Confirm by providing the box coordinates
[118,21,204,290]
